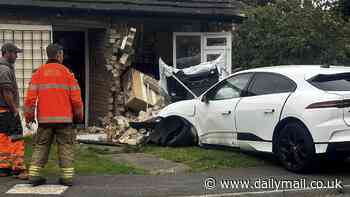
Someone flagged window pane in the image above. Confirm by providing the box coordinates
[214,85,239,100]
[274,77,295,93]
[207,73,252,100]
[308,73,350,91]
[207,54,220,61]
[248,73,294,96]
[4,30,13,40]
[207,37,227,47]
[176,35,201,69]
[226,73,252,92]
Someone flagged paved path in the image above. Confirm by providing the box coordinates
[107,153,190,175]
[0,161,349,197]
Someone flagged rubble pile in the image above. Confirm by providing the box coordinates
[84,126,104,134]
[97,103,164,145]
[94,24,167,146]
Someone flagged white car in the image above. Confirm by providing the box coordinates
[156,65,350,172]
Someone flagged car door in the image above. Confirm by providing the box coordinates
[196,73,253,147]
[235,73,296,145]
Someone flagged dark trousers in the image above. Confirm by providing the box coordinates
[31,125,76,168]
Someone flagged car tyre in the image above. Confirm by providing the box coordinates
[276,122,315,173]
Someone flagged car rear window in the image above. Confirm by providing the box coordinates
[308,73,350,91]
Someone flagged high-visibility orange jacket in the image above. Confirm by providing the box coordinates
[24,60,83,124]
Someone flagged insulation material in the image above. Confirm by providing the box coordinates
[122,68,162,112]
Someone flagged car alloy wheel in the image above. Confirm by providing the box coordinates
[277,122,315,173]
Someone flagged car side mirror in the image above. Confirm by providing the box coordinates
[201,95,209,103]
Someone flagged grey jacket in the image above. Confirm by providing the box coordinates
[0,57,19,108]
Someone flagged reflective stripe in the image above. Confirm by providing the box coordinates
[29,165,41,170]
[29,165,41,176]
[62,174,74,178]
[70,85,80,91]
[0,153,22,159]
[62,169,74,173]
[38,116,73,123]
[0,164,11,168]
[63,172,74,175]
[62,168,74,170]
[29,84,72,91]
[28,85,38,91]
[62,167,74,178]
[62,168,74,172]
[29,172,40,176]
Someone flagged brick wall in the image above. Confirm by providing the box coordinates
[88,29,113,126]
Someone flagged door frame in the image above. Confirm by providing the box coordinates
[52,27,90,127]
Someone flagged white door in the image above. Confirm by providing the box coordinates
[196,73,253,147]
[236,73,296,142]
[204,33,232,75]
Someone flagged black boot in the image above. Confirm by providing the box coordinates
[59,178,73,186]
[29,176,46,186]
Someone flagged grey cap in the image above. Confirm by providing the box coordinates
[1,43,23,53]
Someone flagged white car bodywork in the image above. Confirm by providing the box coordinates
[158,65,350,155]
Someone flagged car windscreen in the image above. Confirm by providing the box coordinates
[307,73,350,91]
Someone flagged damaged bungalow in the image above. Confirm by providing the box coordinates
[0,0,244,128]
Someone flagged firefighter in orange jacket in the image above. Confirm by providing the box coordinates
[24,44,83,186]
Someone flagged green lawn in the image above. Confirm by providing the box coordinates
[24,137,270,175]
[24,138,145,176]
[136,145,270,172]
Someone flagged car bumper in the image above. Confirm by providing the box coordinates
[326,142,350,153]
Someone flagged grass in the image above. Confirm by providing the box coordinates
[72,143,271,173]
[24,137,145,176]
[23,136,271,175]
[136,145,270,172]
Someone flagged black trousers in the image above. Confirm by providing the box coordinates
[0,112,23,136]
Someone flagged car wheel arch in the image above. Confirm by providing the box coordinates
[272,117,314,154]
[161,115,199,144]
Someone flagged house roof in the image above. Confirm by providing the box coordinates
[0,0,244,19]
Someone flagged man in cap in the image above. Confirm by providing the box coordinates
[0,43,28,180]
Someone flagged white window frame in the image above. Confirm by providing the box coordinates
[173,32,202,68]
[173,32,232,73]
[0,24,53,31]
[0,24,52,104]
